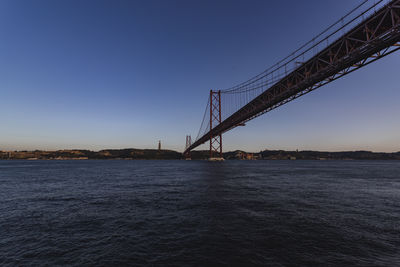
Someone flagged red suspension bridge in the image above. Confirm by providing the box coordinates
[184,0,400,159]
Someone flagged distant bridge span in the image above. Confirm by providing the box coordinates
[184,0,400,158]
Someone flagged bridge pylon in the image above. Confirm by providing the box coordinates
[209,90,223,160]
[184,135,192,160]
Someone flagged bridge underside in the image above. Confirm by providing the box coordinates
[184,0,400,155]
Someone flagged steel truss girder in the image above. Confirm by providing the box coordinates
[185,0,400,154]
[239,42,400,127]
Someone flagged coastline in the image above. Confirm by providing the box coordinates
[1,149,399,161]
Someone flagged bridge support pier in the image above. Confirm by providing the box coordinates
[209,90,223,160]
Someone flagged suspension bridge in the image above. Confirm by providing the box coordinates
[184,0,400,160]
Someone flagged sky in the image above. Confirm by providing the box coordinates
[0,0,399,152]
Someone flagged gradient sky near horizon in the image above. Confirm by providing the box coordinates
[1,0,399,152]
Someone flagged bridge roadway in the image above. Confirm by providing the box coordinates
[185,0,400,154]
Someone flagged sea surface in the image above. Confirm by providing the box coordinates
[0,160,399,266]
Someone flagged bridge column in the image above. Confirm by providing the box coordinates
[184,135,192,160]
[209,90,223,160]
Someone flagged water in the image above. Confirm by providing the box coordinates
[0,160,399,266]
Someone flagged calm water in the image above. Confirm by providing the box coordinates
[0,160,399,266]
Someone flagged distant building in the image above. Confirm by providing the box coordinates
[158,140,161,151]
[234,151,260,160]
[245,153,254,160]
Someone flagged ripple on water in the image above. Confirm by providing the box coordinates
[0,160,399,266]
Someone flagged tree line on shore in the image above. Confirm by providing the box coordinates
[0,149,399,160]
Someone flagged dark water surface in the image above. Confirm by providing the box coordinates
[0,160,399,266]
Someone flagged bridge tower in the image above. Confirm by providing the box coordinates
[209,90,223,160]
[184,135,192,159]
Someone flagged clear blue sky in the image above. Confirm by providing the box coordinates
[1,0,399,152]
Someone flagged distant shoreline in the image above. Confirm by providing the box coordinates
[1,149,399,161]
